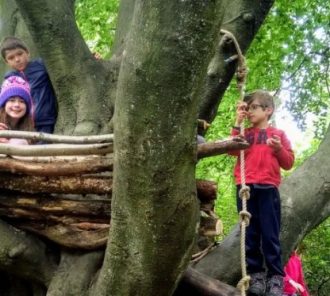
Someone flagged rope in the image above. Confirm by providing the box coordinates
[220,29,251,296]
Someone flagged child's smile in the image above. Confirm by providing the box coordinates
[5,96,27,122]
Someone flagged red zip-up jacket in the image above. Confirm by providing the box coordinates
[284,252,310,296]
[230,126,294,187]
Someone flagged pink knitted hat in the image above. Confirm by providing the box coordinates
[0,76,33,114]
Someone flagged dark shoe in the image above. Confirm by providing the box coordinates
[248,272,266,295]
[266,275,283,296]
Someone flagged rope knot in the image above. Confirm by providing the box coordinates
[237,275,251,293]
[239,210,251,226]
[239,185,250,200]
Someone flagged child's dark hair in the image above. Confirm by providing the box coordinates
[0,107,34,132]
[244,90,275,118]
[0,36,29,60]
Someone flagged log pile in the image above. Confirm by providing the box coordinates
[0,130,249,250]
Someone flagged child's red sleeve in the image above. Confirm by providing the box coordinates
[275,131,295,170]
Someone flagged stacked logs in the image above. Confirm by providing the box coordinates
[0,130,249,250]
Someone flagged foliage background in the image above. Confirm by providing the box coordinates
[75,0,329,294]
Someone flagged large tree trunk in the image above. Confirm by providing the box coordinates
[94,1,224,294]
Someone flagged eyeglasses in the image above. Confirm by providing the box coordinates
[246,104,266,112]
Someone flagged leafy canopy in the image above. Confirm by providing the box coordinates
[75,0,119,58]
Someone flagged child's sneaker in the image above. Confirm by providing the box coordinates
[248,272,266,295]
[266,275,283,296]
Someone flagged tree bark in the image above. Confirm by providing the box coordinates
[0,155,113,176]
[0,194,111,218]
[0,173,112,194]
[175,267,240,296]
[0,130,114,143]
[0,220,57,287]
[197,137,249,159]
[196,180,218,203]
[47,251,104,296]
[95,1,224,295]
[0,142,113,156]
[13,221,109,250]
[199,214,223,237]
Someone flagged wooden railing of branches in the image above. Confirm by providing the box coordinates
[0,130,249,250]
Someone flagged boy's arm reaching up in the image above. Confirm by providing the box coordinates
[228,101,248,156]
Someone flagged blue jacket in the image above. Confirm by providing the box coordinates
[5,58,57,127]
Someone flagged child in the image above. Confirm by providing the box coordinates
[0,76,34,144]
[0,36,57,133]
[283,250,310,296]
[229,90,295,296]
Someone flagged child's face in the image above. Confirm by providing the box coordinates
[247,98,273,126]
[4,48,30,72]
[5,96,27,121]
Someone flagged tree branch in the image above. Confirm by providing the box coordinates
[0,143,112,156]
[0,130,113,144]
[198,0,275,123]
[0,220,58,286]
[175,266,240,296]
[0,173,112,194]
[47,251,104,296]
[197,137,249,159]
[0,155,113,176]
[111,0,136,56]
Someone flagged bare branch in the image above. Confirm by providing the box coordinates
[197,137,249,159]
[0,155,113,176]
[0,143,112,156]
[0,130,113,144]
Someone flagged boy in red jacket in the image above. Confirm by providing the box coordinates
[230,90,295,296]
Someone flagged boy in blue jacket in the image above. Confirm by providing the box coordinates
[0,36,57,133]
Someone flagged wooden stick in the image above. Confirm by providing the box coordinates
[0,174,112,194]
[0,130,114,143]
[197,119,211,131]
[196,180,217,202]
[10,221,109,250]
[0,194,110,218]
[0,155,113,176]
[199,215,223,237]
[0,143,113,156]
[197,137,249,159]
[177,266,241,296]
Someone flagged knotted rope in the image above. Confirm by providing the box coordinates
[220,29,251,296]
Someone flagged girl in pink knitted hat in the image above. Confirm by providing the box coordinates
[0,76,34,144]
